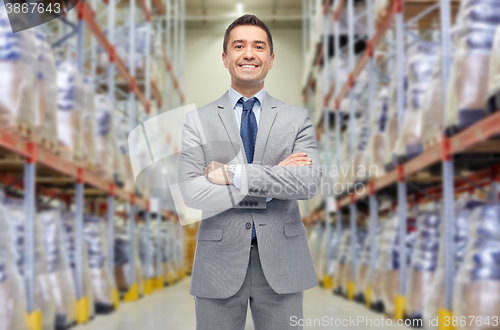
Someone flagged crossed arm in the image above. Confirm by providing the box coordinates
[178,108,323,211]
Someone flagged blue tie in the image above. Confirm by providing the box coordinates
[238,97,258,241]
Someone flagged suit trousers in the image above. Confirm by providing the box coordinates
[194,244,304,330]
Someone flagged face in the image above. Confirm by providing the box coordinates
[222,25,275,89]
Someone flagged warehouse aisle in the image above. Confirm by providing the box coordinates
[75,277,411,330]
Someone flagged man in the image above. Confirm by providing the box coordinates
[178,14,322,330]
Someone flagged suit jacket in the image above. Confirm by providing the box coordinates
[178,90,322,299]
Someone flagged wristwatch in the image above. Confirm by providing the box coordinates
[227,165,237,184]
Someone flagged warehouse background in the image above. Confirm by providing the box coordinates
[0,0,499,329]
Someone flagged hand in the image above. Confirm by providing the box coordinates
[204,161,230,185]
[278,152,312,166]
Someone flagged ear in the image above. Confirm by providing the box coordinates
[268,53,275,70]
[222,52,228,69]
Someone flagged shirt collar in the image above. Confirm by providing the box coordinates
[228,86,267,110]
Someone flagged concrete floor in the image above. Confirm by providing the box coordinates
[75,277,412,330]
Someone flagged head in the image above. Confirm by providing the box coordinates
[222,15,275,95]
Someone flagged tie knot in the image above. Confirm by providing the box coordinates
[238,97,257,111]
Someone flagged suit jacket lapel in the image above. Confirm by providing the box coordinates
[217,91,247,164]
[216,90,278,165]
[253,92,277,165]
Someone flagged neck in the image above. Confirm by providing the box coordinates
[231,80,264,98]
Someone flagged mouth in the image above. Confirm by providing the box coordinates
[239,64,259,69]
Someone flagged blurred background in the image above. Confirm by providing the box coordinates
[1,0,500,329]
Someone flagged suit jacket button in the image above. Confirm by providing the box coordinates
[246,222,252,229]
[254,201,259,206]
[239,201,244,206]
[244,201,248,206]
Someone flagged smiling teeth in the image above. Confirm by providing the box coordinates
[242,65,256,68]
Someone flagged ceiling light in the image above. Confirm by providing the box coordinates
[236,3,244,16]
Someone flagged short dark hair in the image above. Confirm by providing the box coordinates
[223,14,273,55]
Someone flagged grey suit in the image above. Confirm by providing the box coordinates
[178,91,322,328]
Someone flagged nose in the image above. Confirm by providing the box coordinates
[243,47,255,60]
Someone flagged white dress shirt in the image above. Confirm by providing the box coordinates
[228,86,272,202]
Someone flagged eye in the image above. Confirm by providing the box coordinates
[235,45,243,49]
[256,46,263,49]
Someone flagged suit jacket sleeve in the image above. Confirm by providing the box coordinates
[177,110,248,211]
[239,108,323,200]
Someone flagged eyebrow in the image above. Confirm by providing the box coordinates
[231,39,267,46]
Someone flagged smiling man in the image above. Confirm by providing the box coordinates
[178,14,322,330]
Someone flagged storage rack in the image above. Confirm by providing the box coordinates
[301,0,500,323]
[0,0,186,327]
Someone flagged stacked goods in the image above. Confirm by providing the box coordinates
[333,230,350,293]
[38,209,78,330]
[420,60,444,149]
[138,224,158,281]
[160,223,175,285]
[445,0,500,135]
[115,23,155,71]
[0,193,28,330]
[341,228,367,296]
[0,9,36,134]
[316,221,329,281]
[420,27,460,149]
[114,225,144,295]
[354,236,370,302]
[112,112,129,190]
[405,210,441,322]
[4,198,56,330]
[368,217,390,312]
[355,225,380,303]
[453,203,500,330]
[424,200,483,330]
[383,71,407,172]
[83,215,115,314]
[326,231,342,280]
[150,223,161,278]
[147,220,162,285]
[159,223,169,284]
[364,87,389,179]
[377,214,399,317]
[337,130,352,189]
[374,0,392,28]
[378,213,417,317]
[60,211,96,319]
[313,66,324,127]
[82,78,97,169]
[487,25,500,113]
[99,23,156,82]
[168,222,179,283]
[353,114,371,183]
[34,32,58,149]
[183,223,197,275]
[327,55,349,108]
[151,46,163,93]
[95,94,114,180]
[395,42,439,162]
[56,62,84,160]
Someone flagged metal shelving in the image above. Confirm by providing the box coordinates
[0,0,186,326]
[303,0,500,323]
